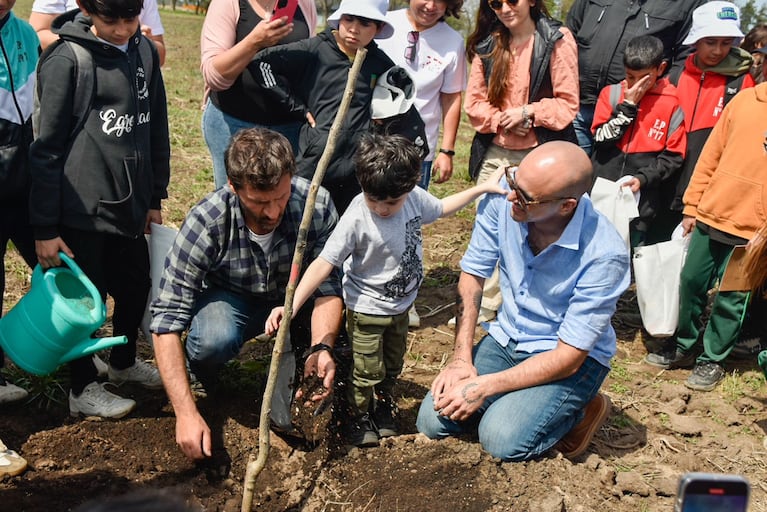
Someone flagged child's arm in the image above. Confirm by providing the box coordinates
[440,166,507,218]
[264,257,336,335]
[592,87,637,146]
[248,40,312,122]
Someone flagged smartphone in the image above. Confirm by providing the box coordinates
[675,473,750,512]
[272,0,298,24]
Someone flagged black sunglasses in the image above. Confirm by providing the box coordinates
[489,0,520,9]
[504,166,574,210]
[404,30,419,63]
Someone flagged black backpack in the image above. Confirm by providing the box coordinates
[32,37,154,139]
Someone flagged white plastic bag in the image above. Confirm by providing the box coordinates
[140,223,179,343]
[632,235,690,337]
[591,177,640,252]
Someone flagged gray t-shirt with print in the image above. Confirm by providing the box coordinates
[319,187,443,315]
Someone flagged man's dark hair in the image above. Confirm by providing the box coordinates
[78,0,143,19]
[355,133,421,200]
[623,35,665,70]
[225,128,295,191]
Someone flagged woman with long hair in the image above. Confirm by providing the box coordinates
[464,0,579,322]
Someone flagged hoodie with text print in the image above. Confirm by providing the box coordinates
[29,11,170,240]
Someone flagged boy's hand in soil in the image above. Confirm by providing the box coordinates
[265,306,285,336]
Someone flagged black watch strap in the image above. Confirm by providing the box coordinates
[303,342,334,359]
[439,148,455,156]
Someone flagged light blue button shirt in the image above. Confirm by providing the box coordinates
[460,188,630,368]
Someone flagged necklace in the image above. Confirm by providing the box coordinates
[510,35,532,59]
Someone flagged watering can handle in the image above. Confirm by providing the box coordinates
[57,252,86,279]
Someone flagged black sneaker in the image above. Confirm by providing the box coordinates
[644,348,697,369]
[685,362,725,391]
[346,413,379,447]
[372,394,399,438]
[730,335,763,359]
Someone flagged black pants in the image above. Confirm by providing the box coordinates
[59,227,150,394]
[0,198,37,369]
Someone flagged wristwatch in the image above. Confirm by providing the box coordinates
[439,148,455,156]
[303,343,334,359]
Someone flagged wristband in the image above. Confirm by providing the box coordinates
[303,342,334,359]
[438,148,455,156]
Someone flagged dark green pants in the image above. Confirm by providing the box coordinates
[676,226,749,363]
[346,308,409,416]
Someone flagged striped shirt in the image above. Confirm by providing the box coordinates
[150,176,341,334]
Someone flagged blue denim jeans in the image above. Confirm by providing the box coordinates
[201,99,301,189]
[184,284,297,428]
[416,334,610,461]
[417,160,433,190]
[573,104,596,157]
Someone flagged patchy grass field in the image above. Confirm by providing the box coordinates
[3,2,767,511]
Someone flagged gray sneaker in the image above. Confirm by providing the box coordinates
[0,375,28,404]
[108,358,163,389]
[685,362,725,392]
[644,348,697,369]
[69,382,136,418]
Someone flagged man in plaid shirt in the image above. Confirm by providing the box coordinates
[151,128,342,460]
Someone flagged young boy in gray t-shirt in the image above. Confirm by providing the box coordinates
[265,133,505,447]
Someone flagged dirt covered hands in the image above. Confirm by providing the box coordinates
[151,129,342,460]
[265,257,337,402]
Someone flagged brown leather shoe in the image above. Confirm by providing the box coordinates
[555,393,612,459]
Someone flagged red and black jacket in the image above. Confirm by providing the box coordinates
[591,77,686,231]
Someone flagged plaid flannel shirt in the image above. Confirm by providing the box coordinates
[150,176,341,334]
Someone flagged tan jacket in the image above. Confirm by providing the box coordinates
[683,82,767,240]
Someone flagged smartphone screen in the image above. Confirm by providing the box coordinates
[677,474,749,512]
[272,0,298,24]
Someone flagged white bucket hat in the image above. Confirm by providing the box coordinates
[682,1,744,46]
[371,66,417,119]
[327,0,394,40]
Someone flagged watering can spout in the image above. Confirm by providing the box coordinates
[60,336,128,364]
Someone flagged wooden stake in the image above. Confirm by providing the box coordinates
[241,48,369,511]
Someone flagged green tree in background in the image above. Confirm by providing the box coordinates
[738,0,767,33]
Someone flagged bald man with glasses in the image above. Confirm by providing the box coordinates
[417,141,630,462]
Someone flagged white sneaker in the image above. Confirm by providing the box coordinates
[92,354,109,377]
[408,305,420,328]
[108,358,164,389]
[0,378,28,404]
[0,447,27,477]
[69,382,136,418]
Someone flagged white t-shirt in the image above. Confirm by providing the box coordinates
[32,0,165,35]
[376,8,467,161]
[319,188,443,316]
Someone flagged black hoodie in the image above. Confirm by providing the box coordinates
[250,28,396,212]
[29,10,170,239]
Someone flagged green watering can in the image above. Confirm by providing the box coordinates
[0,253,127,376]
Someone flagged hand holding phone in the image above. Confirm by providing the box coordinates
[675,473,749,512]
[272,0,298,24]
